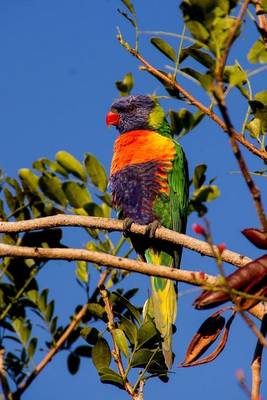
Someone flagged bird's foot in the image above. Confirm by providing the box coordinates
[145,220,161,239]
[122,217,134,237]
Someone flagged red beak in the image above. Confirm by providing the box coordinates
[106,111,120,127]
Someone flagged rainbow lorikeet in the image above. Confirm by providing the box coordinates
[106,95,189,369]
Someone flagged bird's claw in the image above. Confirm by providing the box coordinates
[122,217,134,237]
[145,220,161,239]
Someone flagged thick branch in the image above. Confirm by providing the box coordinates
[117,36,267,163]
[0,215,251,268]
[0,242,264,320]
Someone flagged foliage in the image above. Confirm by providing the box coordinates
[0,0,267,399]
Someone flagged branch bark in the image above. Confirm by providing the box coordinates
[251,314,267,400]
[0,215,251,268]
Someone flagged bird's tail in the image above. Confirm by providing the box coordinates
[145,251,177,370]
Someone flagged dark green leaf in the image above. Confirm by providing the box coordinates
[113,328,129,359]
[80,327,99,345]
[112,292,142,325]
[74,345,92,358]
[121,0,136,15]
[116,72,134,96]
[27,337,37,360]
[193,164,207,189]
[67,352,80,375]
[62,181,92,208]
[39,175,67,206]
[92,338,111,371]
[117,9,137,28]
[45,301,54,322]
[186,21,209,42]
[118,316,138,345]
[87,303,106,319]
[137,320,158,349]
[151,38,177,62]
[99,367,124,389]
[84,153,108,192]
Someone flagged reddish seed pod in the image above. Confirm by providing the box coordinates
[217,243,226,254]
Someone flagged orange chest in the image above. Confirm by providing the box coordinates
[110,130,176,176]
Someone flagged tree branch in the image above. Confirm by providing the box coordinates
[0,215,251,268]
[117,35,267,163]
[0,349,12,400]
[216,0,251,83]
[214,89,267,232]
[0,241,265,320]
[99,283,137,399]
[13,303,89,398]
[251,313,267,400]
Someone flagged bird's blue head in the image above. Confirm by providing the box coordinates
[106,95,157,134]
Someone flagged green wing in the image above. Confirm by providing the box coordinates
[145,140,189,369]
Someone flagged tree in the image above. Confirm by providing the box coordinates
[0,1,267,399]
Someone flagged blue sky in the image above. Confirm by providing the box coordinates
[0,1,267,399]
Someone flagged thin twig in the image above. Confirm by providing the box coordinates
[99,283,136,399]
[215,0,251,84]
[0,215,251,268]
[117,35,267,162]
[214,92,267,233]
[13,303,89,398]
[239,311,267,347]
[251,313,267,400]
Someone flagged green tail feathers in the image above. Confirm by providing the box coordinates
[145,250,178,369]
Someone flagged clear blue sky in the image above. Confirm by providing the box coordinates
[0,1,266,399]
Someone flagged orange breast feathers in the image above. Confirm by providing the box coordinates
[110,130,176,176]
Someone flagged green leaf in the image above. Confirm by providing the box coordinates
[121,0,136,15]
[45,301,54,322]
[131,348,156,368]
[186,21,209,42]
[112,292,142,325]
[92,338,111,371]
[116,72,134,96]
[137,320,158,349]
[117,9,137,28]
[113,328,129,359]
[80,327,99,345]
[224,65,247,86]
[118,315,138,345]
[55,151,87,182]
[62,181,91,208]
[98,367,124,389]
[193,164,207,189]
[87,303,106,319]
[150,38,177,62]
[248,40,267,64]
[246,118,262,139]
[193,185,220,202]
[75,261,88,283]
[27,337,37,360]
[84,202,104,217]
[38,289,48,312]
[255,91,267,106]
[84,153,108,192]
[67,352,80,375]
[19,169,39,194]
[39,175,67,206]
[12,318,31,346]
[74,345,92,358]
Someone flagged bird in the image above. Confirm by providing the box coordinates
[106,95,189,369]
